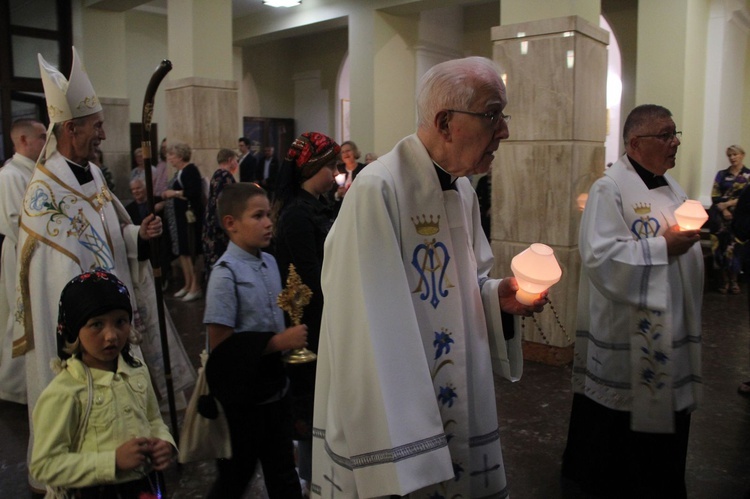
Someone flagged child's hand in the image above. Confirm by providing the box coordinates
[279,324,308,351]
[148,438,174,471]
[115,437,150,471]
[265,325,308,353]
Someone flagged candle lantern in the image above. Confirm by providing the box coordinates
[510,243,562,305]
[674,200,708,230]
[335,173,346,187]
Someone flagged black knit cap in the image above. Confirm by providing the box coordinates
[56,269,132,360]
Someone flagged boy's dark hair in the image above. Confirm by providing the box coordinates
[217,182,267,228]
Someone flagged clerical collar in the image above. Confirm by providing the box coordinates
[433,163,457,191]
[628,155,668,190]
[64,157,94,185]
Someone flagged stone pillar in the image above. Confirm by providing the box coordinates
[492,16,608,365]
[78,7,131,200]
[164,0,237,176]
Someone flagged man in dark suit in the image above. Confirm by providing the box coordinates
[238,137,258,183]
[255,145,280,193]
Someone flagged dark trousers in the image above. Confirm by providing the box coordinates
[562,393,691,499]
[75,472,163,498]
[206,396,301,499]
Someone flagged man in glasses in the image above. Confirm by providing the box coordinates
[312,56,546,498]
[563,104,703,498]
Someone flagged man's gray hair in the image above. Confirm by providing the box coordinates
[416,56,502,129]
[623,104,673,144]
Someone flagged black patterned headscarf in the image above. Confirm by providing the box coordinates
[56,269,135,363]
[284,132,340,181]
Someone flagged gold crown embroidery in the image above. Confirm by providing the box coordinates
[633,203,651,215]
[412,214,440,235]
[77,95,100,111]
[47,105,65,118]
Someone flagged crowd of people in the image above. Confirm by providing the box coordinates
[0,46,741,499]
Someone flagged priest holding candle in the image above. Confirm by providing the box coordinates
[563,104,703,499]
[311,57,547,498]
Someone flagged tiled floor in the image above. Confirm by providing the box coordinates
[1,270,749,498]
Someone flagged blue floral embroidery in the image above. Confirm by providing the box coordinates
[636,310,669,395]
[453,461,464,481]
[638,318,651,333]
[26,182,115,270]
[654,351,668,364]
[29,187,50,212]
[438,384,458,407]
[434,330,454,359]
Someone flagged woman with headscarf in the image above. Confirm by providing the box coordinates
[272,132,340,492]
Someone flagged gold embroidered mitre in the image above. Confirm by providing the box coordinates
[38,46,102,124]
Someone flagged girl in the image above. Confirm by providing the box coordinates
[30,270,174,498]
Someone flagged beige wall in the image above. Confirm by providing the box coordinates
[464,2,500,59]
[681,0,710,198]
[373,12,418,153]
[241,28,347,139]
[502,0,601,25]
[242,38,293,119]
[124,10,169,131]
[601,0,638,139]
[745,40,750,149]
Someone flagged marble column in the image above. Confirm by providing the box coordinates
[78,7,131,200]
[164,0,237,176]
[492,16,608,365]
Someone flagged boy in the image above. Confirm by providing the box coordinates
[203,182,307,498]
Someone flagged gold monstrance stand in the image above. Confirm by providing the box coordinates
[277,264,317,364]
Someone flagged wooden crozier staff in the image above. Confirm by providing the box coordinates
[140,60,179,440]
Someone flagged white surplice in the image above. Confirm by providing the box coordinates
[0,153,35,404]
[312,134,522,498]
[573,155,703,433]
[12,151,196,417]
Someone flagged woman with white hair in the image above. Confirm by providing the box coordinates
[163,142,204,301]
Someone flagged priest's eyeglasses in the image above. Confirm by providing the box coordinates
[635,131,682,142]
[447,109,511,129]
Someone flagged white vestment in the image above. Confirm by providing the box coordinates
[573,155,703,433]
[0,153,35,403]
[13,151,196,419]
[312,134,522,498]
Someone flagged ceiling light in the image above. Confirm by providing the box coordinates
[263,0,301,7]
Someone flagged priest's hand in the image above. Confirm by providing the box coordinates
[498,277,548,316]
[138,213,163,240]
[664,225,701,256]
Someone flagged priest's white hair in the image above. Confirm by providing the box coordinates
[416,56,503,129]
